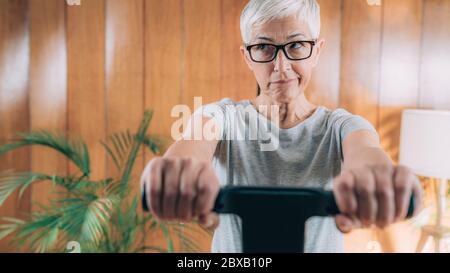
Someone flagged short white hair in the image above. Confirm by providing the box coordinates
[240,0,321,44]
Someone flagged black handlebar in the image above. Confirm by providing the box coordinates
[141,185,415,253]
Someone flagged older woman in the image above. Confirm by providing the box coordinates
[140,0,423,253]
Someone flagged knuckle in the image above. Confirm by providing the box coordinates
[394,182,408,193]
[349,202,357,214]
[376,188,393,200]
[165,187,178,200]
[182,156,194,166]
[179,186,194,199]
[198,183,212,195]
[358,184,375,197]
[398,165,411,172]
[337,181,353,193]
[150,185,160,198]
[149,157,163,172]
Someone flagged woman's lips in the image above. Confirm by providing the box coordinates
[272,79,296,84]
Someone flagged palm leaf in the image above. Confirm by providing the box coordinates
[29,226,59,253]
[0,172,49,206]
[172,225,202,253]
[100,130,135,173]
[79,195,120,248]
[118,110,153,198]
[0,217,26,241]
[0,109,175,253]
[0,130,90,177]
[0,172,114,207]
[160,223,174,253]
[142,134,165,155]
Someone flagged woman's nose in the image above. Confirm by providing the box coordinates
[273,49,292,72]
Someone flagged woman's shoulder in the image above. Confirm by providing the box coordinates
[315,106,368,130]
[320,106,356,121]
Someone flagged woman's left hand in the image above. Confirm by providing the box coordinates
[332,164,423,233]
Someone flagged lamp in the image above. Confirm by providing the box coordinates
[399,109,450,253]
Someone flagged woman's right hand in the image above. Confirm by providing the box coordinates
[140,156,221,230]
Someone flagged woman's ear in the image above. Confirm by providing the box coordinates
[311,38,325,68]
[240,45,253,71]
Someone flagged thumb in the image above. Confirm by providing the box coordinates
[198,212,220,231]
[335,214,360,233]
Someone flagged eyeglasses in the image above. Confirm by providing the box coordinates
[246,40,316,63]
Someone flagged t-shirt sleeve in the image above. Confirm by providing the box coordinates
[330,109,380,161]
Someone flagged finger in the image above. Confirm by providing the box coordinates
[140,161,152,212]
[335,215,354,233]
[193,164,220,216]
[199,213,220,231]
[162,158,182,220]
[176,158,203,221]
[393,165,413,222]
[333,170,357,216]
[354,167,377,228]
[373,165,395,229]
[147,157,164,219]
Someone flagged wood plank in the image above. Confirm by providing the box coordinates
[339,0,382,126]
[220,0,255,101]
[183,0,222,109]
[307,0,342,109]
[0,0,30,252]
[145,0,182,152]
[105,0,144,184]
[29,0,68,211]
[420,0,450,110]
[66,0,106,180]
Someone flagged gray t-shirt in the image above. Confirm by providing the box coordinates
[194,98,379,253]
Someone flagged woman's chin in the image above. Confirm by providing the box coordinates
[272,89,298,102]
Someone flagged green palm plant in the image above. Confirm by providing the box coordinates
[0,110,210,253]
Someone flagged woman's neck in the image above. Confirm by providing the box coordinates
[249,92,317,129]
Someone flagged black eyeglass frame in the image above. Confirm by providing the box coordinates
[245,40,317,63]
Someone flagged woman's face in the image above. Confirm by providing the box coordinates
[241,15,325,103]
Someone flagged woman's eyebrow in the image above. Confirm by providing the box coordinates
[287,33,305,39]
[255,33,305,42]
[255,36,274,42]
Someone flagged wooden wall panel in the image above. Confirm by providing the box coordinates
[29,0,67,210]
[66,0,106,180]
[378,0,422,163]
[145,0,182,152]
[220,0,255,101]
[0,0,30,251]
[183,0,222,109]
[105,0,145,183]
[339,0,382,126]
[307,0,342,109]
[420,0,450,110]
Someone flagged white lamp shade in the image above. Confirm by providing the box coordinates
[399,109,450,179]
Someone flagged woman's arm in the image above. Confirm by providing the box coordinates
[164,117,219,161]
[333,130,423,233]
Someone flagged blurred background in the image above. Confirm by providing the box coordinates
[0,0,449,252]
